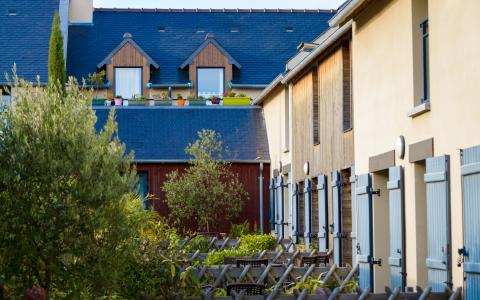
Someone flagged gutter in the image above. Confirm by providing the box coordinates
[151,83,191,88]
[133,159,271,164]
[252,74,285,105]
[281,20,352,84]
[328,0,366,27]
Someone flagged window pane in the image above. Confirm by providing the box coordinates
[197,68,224,98]
[115,68,142,99]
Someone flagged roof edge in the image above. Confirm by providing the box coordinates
[133,159,270,163]
[95,8,337,14]
[253,74,285,105]
[328,0,366,27]
[281,20,352,84]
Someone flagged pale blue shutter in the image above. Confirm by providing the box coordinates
[291,183,299,244]
[269,178,276,232]
[356,173,374,290]
[332,170,342,266]
[350,166,357,266]
[424,155,452,291]
[317,175,329,252]
[275,175,285,240]
[304,178,312,249]
[387,166,405,290]
[461,145,480,299]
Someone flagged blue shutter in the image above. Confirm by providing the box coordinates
[387,166,405,290]
[350,166,357,266]
[356,173,373,290]
[275,175,285,240]
[332,170,342,266]
[269,178,276,232]
[291,183,299,244]
[304,178,312,249]
[461,145,480,299]
[317,175,329,252]
[424,155,452,291]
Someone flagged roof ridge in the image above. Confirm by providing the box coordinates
[94,8,337,13]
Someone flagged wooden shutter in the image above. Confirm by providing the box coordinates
[424,155,452,291]
[317,175,329,251]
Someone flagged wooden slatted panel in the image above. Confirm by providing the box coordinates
[312,67,320,145]
[461,145,480,299]
[342,41,352,132]
[424,156,451,291]
[297,181,305,240]
[341,169,352,266]
[311,177,319,244]
[388,166,405,290]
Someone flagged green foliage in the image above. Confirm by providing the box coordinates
[285,274,358,295]
[88,70,106,99]
[48,12,66,93]
[204,248,251,265]
[229,221,253,238]
[238,234,276,252]
[0,76,141,297]
[176,93,183,99]
[183,235,211,253]
[163,129,248,231]
[238,93,247,97]
[227,92,236,97]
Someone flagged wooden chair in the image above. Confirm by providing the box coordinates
[235,258,269,268]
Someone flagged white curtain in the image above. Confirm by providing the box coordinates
[115,68,142,99]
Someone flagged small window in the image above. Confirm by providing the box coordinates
[312,67,320,145]
[285,26,294,33]
[115,67,142,99]
[197,68,224,98]
[157,26,166,32]
[7,9,17,16]
[196,27,205,33]
[421,19,429,103]
[230,27,239,33]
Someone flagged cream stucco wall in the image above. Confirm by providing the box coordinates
[352,0,480,290]
[69,0,93,23]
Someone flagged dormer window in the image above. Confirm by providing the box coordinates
[197,68,224,98]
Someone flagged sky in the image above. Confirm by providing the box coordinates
[93,0,345,9]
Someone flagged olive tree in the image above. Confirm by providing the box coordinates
[0,77,139,297]
[163,129,249,232]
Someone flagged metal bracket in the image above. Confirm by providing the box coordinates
[371,258,382,266]
[371,189,381,196]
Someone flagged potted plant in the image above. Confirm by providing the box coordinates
[177,94,186,106]
[88,70,106,106]
[155,91,172,106]
[209,96,221,105]
[188,94,206,106]
[105,93,113,106]
[114,95,123,106]
[141,95,154,106]
[223,92,250,106]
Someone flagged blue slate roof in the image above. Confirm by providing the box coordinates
[94,107,270,162]
[0,0,59,84]
[68,9,334,85]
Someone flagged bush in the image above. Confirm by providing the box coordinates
[230,221,252,238]
[239,234,276,252]
[204,248,251,265]
[183,235,211,253]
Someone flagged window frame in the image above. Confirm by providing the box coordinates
[196,67,225,98]
[114,67,143,99]
[421,18,429,103]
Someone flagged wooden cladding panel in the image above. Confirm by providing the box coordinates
[292,47,354,182]
[189,43,233,96]
[342,41,352,131]
[135,163,270,233]
[341,169,352,266]
[107,42,150,97]
[312,67,320,145]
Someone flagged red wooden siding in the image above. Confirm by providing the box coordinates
[135,162,270,233]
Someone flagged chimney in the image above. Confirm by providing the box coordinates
[69,0,94,24]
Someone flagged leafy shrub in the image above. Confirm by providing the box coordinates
[230,221,252,238]
[183,235,211,253]
[238,93,247,97]
[204,248,251,265]
[239,234,276,252]
[227,92,236,97]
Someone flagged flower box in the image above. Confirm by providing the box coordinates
[92,98,105,106]
[128,100,145,106]
[188,99,207,106]
[223,97,251,106]
[155,100,172,106]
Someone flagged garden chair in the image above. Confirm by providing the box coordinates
[226,283,265,296]
[236,258,269,268]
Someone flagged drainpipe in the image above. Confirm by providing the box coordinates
[259,162,264,234]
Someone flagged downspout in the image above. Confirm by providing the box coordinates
[259,162,264,234]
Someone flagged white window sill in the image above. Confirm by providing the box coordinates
[407,101,430,118]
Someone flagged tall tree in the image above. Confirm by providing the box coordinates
[48,12,66,91]
[0,77,139,297]
[163,129,249,231]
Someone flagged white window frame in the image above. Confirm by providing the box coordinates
[197,68,225,98]
[115,67,143,99]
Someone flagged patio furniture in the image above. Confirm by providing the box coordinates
[226,283,265,296]
[236,258,269,268]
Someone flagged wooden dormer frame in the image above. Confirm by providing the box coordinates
[180,36,241,96]
[97,33,159,97]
